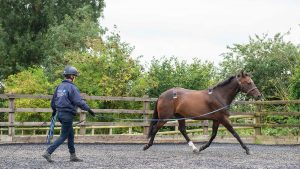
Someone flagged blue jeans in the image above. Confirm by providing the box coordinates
[47,117,75,154]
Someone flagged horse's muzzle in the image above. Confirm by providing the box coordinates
[255,94,263,100]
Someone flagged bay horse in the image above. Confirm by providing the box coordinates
[143,71,262,155]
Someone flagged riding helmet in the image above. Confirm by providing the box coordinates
[63,66,79,76]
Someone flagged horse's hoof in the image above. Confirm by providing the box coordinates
[193,149,199,154]
[246,150,251,155]
[143,145,149,151]
[199,146,205,152]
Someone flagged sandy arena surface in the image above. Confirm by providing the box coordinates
[0,143,299,169]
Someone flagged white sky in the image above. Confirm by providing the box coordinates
[100,0,300,66]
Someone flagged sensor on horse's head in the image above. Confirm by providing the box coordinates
[208,89,213,95]
[172,89,177,99]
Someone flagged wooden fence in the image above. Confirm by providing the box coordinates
[0,94,300,144]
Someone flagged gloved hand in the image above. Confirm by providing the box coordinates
[88,109,96,117]
[52,110,56,117]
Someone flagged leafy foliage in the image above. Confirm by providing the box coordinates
[42,5,105,77]
[147,57,216,97]
[220,33,300,100]
[4,67,58,121]
[288,56,300,99]
[0,0,105,81]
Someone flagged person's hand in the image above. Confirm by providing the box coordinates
[88,109,95,117]
[51,111,56,117]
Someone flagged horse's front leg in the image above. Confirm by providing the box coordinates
[199,120,219,152]
[221,118,250,155]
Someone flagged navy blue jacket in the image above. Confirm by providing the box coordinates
[51,80,90,119]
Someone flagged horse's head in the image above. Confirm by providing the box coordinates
[236,71,262,100]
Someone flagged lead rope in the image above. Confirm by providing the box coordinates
[89,103,231,122]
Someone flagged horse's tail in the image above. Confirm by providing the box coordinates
[147,100,159,139]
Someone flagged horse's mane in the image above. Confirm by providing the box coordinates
[212,76,236,89]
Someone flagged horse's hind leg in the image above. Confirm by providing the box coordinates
[143,121,167,151]
[221,118,250,155]
[199,120,219,152]
[178,120,197,153]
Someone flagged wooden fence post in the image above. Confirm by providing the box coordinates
[79,110,86,135]
[254,104,262,136]
[143,95,150,136]
[128,127,132,134]
[175,125,179,132]
[91,128,95,135]
[8,98,15,137]
[202,120,209,135]
[79,93,88,135]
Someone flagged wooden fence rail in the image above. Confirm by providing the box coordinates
[0,94,300,144]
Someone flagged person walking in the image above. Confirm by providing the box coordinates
[42,66,95,162]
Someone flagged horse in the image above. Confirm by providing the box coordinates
[143,71,262,155]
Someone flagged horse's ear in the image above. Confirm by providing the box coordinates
[240,70,245,77]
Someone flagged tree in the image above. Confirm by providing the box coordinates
[42,5,106,78]
[147,57,216,97]
[288,55,300,99]
[2,30,144,123]
[4,67,57,121]
[219,33,300,100]
[0,0,105,81]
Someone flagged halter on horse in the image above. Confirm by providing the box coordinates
[143,71,262,155]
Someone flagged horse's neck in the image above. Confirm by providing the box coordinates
[214,80,239,105]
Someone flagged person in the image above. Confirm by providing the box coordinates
[42,66,95,162]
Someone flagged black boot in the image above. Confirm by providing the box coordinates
[70,153,83,162]
[42,151,54,163]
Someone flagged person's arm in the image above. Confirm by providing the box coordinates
[50,86,58,117]
[69,85,95,117]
